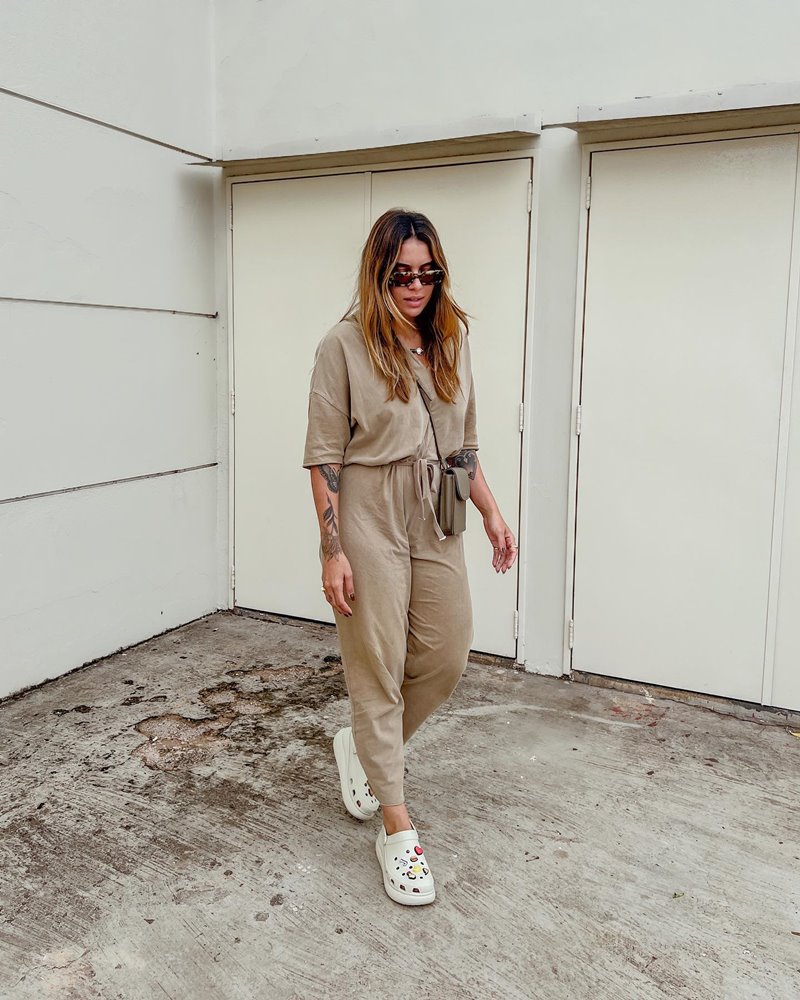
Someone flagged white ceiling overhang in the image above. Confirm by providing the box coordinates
[547,81,800,138]
[189,113,541,170]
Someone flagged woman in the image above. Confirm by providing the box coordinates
[303,208,517,906]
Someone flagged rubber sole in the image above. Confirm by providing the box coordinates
[333,728,378,821]
[375,834,436,906]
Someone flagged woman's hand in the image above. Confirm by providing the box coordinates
[322,553,355,616]
[483,512,517,574]
[460,455,518,574]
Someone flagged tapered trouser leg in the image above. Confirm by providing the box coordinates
[401,541,472,746]
[334,462,473,806]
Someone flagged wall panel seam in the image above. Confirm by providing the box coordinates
[0,295,217,319]
[1,463,218,506]
[0,85,212,160]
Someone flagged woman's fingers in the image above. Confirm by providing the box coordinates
[333,583,353,617]
[490,528,507,572]
[323,575,353,616]
[490,526,518,573]
[485,514,516,573]
[338,563,355,615]
[324,585,352,617]
[322,555,355,617]
[490,532,500,568]
[501,530,518,572]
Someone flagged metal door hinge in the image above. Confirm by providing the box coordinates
[568,619,574,649]
[527,179,533,213]
[513,610,520,639]
[519,402,525,432]
[230,565,236,590]
[585,175,592,209]
[575,404,582,436]
[230,391,235,415]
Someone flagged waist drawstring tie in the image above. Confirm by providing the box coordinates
[391,455,446,542]
[413,457,446,542]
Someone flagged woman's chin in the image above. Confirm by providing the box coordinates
[401,303,430,323]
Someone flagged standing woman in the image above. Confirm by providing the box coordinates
[303,208,517,906]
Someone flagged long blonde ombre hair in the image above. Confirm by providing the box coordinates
[341,208,470,404]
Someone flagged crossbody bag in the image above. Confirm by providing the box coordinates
[417,381,471,536]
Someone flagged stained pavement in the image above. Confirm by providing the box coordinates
[1,610,798,999]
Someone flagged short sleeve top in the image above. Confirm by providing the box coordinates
[302,316,478,469]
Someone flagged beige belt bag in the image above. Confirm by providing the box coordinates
[417,380,470,537]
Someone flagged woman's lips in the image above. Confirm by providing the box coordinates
[405,297,424,306]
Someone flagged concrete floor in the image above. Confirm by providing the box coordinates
[1,611,798,1000]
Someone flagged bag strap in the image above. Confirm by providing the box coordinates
[416,379,448,473]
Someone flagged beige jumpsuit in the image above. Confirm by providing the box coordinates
[302,316,477,805]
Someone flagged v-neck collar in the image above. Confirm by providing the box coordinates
[410,353,430,371]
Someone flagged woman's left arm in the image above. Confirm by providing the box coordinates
[450,450,517,574]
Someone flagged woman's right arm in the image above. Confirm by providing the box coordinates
[310,463,355,616]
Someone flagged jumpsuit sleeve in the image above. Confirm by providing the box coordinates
[463,335,479,452]
[302,331,353,468]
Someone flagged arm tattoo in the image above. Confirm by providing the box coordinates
[321,497,342,559]
[449,449,478,480]
[318,464,340,493]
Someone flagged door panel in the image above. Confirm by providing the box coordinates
[371,159,531,655]
[574,136,797,700]
[232,173,367,621]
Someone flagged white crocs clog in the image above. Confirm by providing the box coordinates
[333,726,380,820]
[375,821,436,906]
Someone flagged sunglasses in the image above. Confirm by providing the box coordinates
[387,268,445,287]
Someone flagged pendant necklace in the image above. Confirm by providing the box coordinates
[408,346,425,355]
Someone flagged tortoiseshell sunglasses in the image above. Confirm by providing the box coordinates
[387,268,445,287]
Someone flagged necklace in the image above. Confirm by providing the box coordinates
[408,346,425,355]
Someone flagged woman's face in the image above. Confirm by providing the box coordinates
[388,237,437,326]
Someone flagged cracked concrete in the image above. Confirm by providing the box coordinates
[0,610,798,999]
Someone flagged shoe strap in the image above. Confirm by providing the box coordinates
[383,826,420,846]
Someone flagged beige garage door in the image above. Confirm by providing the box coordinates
[231,157,532,657]
[573,134,799,704]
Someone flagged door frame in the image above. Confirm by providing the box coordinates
[224,147,539,665]
[565,123,800,701]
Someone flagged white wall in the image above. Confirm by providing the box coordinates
[211,2,800,681]
[5,2,799,699]
[213,0,800,159]
[0,0,213,155]
[520,127,583,674]
[0,2,223,699]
